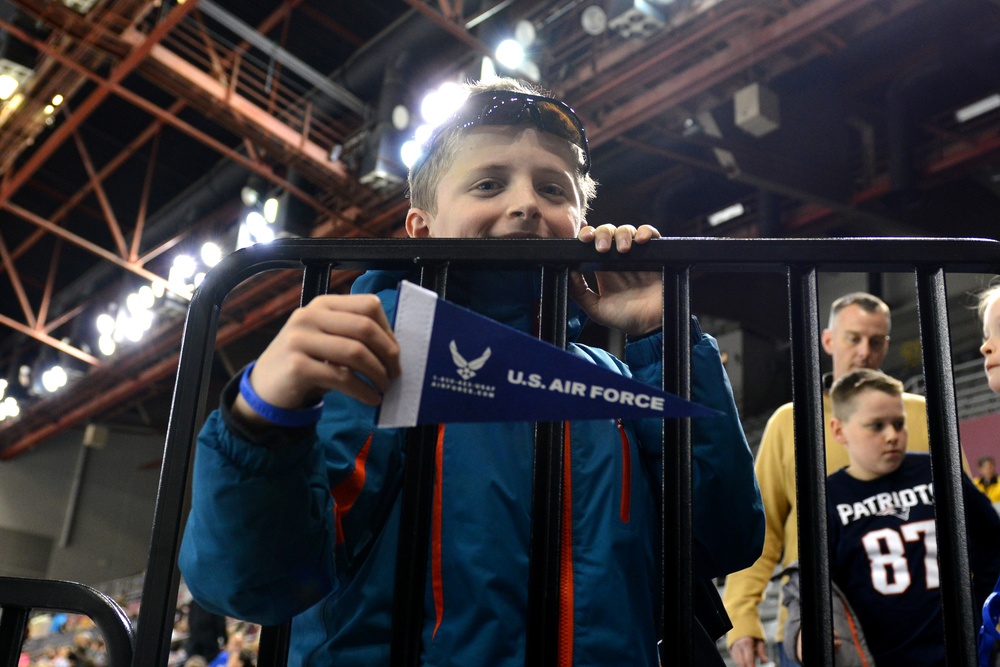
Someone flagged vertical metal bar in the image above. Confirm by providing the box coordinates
[915,268,975,667]
[133,288,223,667]
[788,267,834,667]
[389,264,449,667]
[525,266,569,667]
[255,624,291,667]
[0,606,28,667]
[301,262,333,304]
[661,267,693,664]
[256,262,333,667]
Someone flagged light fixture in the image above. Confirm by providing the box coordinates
[581,6,608,35]
[41,365,68,393]
[955,93,1000,123]
[734,83,780,138]
[0,396,19,420]
[0,74,18,101]
[419,82,468,126]
[98,335,115,357]
[59,0,100,14]
[495,39,525,70]
[514,20,536,46]
[200,241,223,267]
[400,140,421,169]
[607,0,668,39]
[168,254,197,288]
[391,104,409,131]
[707,203,745,227]
[0,59,31,101]
[96,313,115,336]
[262,197,280,224]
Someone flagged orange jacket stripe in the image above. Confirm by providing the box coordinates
[331,433,373,545]
[617,420,631,524]
[432,424,446,639]
[839,590,871,667]
[559,421,574,667]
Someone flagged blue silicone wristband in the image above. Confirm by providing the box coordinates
[239,362,323,428]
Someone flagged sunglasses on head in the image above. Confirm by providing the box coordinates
[415,90,591,175]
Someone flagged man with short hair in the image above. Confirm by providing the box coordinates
[723,292,931,667]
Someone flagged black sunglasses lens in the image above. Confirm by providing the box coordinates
[478,96,526,125]
[534,100,583,145]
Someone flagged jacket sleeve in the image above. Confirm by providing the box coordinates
[625,319,765,579]
[179,402,339,626]
[723,403,794,645]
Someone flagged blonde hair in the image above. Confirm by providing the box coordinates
[407,76,597,217]
[977,284,1000,323]
[830,368,903,421]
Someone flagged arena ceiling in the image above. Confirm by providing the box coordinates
[0,0,998,457]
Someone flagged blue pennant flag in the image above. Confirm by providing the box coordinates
[377,281,718,428]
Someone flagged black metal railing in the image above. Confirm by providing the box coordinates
[6,236,999,667]
[0,577,134,667]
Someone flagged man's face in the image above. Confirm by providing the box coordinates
[981,459,996,479]
[831,389,907,481]
[405,125,584,240]
[822,303,890,380]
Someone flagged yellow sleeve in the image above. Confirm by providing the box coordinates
[723,403,795,646]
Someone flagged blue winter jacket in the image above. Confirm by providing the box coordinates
[179,269,764,666]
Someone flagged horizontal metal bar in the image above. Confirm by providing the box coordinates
[198,238,1000,287]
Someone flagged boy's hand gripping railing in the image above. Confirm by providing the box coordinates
[129,237,1000,667]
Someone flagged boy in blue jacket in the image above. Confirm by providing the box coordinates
[179,76,764,666]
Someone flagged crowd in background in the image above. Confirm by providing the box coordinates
[16,583,259,667]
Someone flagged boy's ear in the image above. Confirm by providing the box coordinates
[405,207,432,238]
[830,417,848,445]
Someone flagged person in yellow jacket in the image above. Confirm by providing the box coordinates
[975,456,1000,503]
[723,292,932,667]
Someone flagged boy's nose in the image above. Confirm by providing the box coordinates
[507,188,542,220]
[982,339,993,356]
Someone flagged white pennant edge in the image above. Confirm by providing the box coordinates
[377,281,438,428]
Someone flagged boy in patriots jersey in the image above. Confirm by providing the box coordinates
[802,368,1000,666]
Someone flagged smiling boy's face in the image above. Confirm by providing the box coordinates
[405,125,584,240]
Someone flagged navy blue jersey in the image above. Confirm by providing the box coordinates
[827,453,1000,667]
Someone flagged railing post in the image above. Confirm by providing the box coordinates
[915,267,975,667]
[0,605,28,667]
[257,262,332,667]
[389,264,449,667]
[788,267,834,667]
[661,267,693,663]
[525,266,570,666]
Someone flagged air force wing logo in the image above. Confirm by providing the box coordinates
[450,340,491,380]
